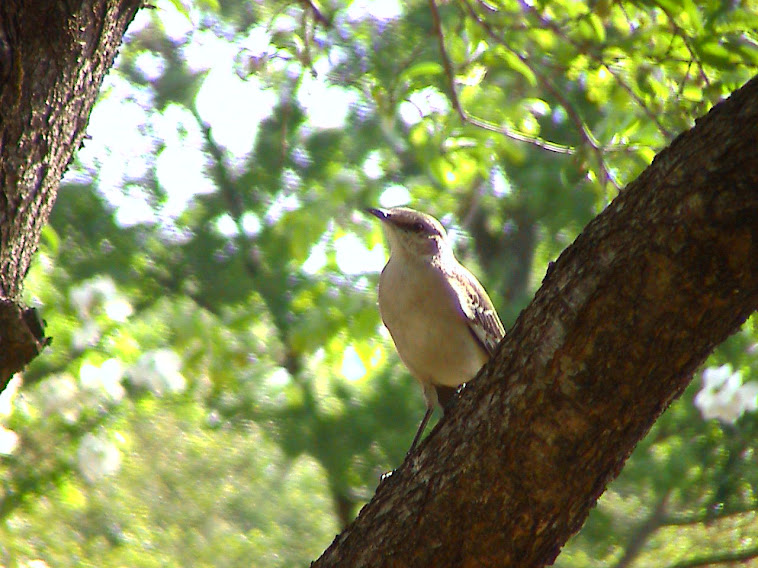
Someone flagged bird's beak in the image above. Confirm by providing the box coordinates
[364,207,388,222]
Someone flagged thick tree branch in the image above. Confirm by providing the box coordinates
[0,0,142,387]
[313,75,758,567]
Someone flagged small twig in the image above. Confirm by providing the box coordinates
[300,0,330,27]
[464,114,575,155]
[655,2,711,89]
[459,0,621,189]
[603,62,674,139]
[427,0,575,156]
[661,502,758,526]
[475,0,497,13]
[679,59,694,97]
[667,547,758,568]
[512,0,672,142]
[515,2,622,188]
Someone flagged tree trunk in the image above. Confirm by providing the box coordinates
[312,75,758,567]
[0,0,142,390]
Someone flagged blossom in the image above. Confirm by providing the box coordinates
[79,358,126,402]
[0,425,19,455]
[694,365,758,424]
[78,433,122,482]
[129,349,187,395]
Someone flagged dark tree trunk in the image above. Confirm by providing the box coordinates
[312,75,758,567]
[0,0,142,390]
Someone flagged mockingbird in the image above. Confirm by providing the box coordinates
[366,206,505,455]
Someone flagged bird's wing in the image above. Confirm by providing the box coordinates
[446,266,505,357]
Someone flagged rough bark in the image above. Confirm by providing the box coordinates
[312,76,758,567]
[0,0,142,389]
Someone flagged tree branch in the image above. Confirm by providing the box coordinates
[668,546,758,568]
[661,502,758,527]
[428,0,575,156]
[312,75,758,567]
[612,491,670,568]
[0,0,143,387]
[514,1,675,139]
[459,0,620,190]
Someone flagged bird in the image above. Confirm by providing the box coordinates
[365,206,505,455]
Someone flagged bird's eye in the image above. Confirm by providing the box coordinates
[413,222,424,232]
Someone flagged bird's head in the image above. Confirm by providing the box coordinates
[365,207,450,259]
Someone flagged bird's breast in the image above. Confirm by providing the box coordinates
[378,256,488,388]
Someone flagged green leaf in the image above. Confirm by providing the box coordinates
[399,61,444,84]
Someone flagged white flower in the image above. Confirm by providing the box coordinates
[70,276,133,322]
[694,365,758,424]
[104,297,133,322]
[0,425,19,455]
[79,359,125,402]
[398,87,450,126]
[22,561,50,568]
[129,349,186,395]
[70,276,116,316]
[72,320,101,350]
[38,374,81,422]
[0,376,21,416]
[78,433,121,482]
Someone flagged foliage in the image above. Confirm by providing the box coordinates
[1,0,757,566]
